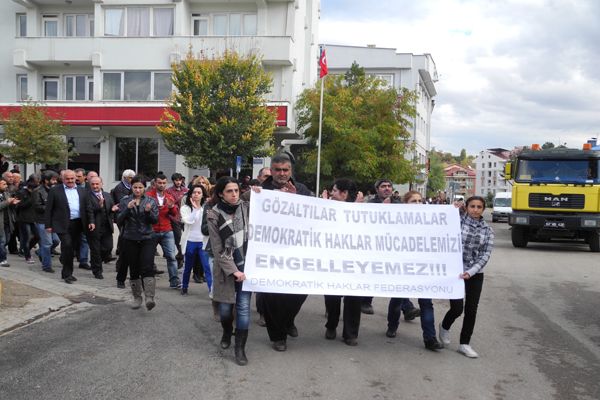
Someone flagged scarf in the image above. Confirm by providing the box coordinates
[216,200,248,272]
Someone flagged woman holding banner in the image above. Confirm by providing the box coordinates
[386,191,444,351]
[439,195,494,358]
[206,176,251,366]
[321,178,363,346]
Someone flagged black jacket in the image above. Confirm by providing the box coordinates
[33,185,51,224]
[15,187,37,224]
[44,185,88,233]
[86,190,116,234]
[260,176,313,196]
[116,195,158,241]
[111,181,131,204]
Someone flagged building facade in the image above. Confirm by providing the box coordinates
[0,0,319,186]
[474,148,511,196]
[324,44,438,194]
[444,164,475,200]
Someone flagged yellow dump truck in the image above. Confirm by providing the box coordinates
[505,144,600,252]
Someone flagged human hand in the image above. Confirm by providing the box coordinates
[88,223,95,232]
[355,191,364,203]
[281,181,296,194]
[145,203,152,212]
[111,205,119,212]
[251,186,262,193]
[233,271,246,282]
[459,272,471,280]
[127,200,136,209]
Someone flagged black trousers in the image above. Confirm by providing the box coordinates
[262,293,307,342]
[324,295,362,339]
[171,221,183,252]
[121,238,156,280]
[87,227,113,274]
[441,273,484,345]
[58,219,82,279]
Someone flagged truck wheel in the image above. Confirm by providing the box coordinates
[492,216,498,222]
[589,231,600,252]
[512,226,528,248]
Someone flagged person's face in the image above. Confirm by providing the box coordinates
[124,175,133,184]
[173,178,184,188]
[90,177,102,192]
[155,178,167,192]
[331,185,348,202]
[4,173,13,184]
[87,172,98,182]
[467,199,485,219]
[132,182,145,197]
[271,162,292,186]
[13,174,21,184]
[63,172,76,188]
[220,182,239,204]
[191,187,203,202]
[258,168,271,183]
[49,177,58,186]
[406,194,423,204]
[0,181,6,192]
[75,171,85,184]
[376,182,393,199]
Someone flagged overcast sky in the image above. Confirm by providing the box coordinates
[319,0,600,155]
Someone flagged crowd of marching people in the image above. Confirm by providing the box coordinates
[0,154,493,366]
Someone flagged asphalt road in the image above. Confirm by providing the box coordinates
[1,219,599,400]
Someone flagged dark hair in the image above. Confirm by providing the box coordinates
[131,175,146,186]
[155,173,167,181]
[74,168,85,174]
[466,195,486,210]
[271,154,292,166]
[249,178,261,186]
[374,178,392,189]
[402,190,422,204]
[333,178,358,202]
[171,172,184,181]
[41,170,58,183]
[211,176,239,204]
[185,185,207,208]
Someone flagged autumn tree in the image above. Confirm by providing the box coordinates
[158,50,276,172]
[1,103,71,168]
[295,63,418,189]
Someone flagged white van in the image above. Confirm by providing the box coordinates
[492,192,512,222]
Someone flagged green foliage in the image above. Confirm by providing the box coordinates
[431,148,474,168]
[1,103,71,165]
[295,65,418,189]
[426,151,445,197]
[158,50,276,172]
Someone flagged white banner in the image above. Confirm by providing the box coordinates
[242,190,465,299]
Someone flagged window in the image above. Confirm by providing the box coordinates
[105,8,124,36]
[65,14,92,37]
[103,72,122,100]
[103,71,171,100]
[17,75,28,101]
[242,14,257,35]
[229,14,242,35]
[43,76,59,100]
[374,74,394,88]
[127,7,150,36]
[213,14,227,35]
[43,15,58,37]
[17,14,26,37]
[154,8,174,36]
[105,7,173,37]
[65,75,93,101]
[192,15,208,36]
[115,137,158,181]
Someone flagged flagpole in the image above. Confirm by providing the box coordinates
[315,74,325,197]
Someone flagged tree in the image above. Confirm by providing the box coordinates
[295,63,418,189]
[426,151,445,198]
[1,103,71,167]
[158,50,276,173]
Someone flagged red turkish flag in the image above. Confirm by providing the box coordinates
[319,48,328,78]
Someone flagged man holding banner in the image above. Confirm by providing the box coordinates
[254,154,312,352]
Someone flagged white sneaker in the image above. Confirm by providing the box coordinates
[0,260,10,267]
[458,344,479,358]
[438,323,450,346]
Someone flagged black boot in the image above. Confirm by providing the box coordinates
[234,329,248,366]
[220,319,233,349]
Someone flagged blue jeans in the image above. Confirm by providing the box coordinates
[0,226,6,262]
[79,233,89,264]
[19,222,37,259]
[152,231,179,285]
[182,241,212,290]
[417,298,436,340]
[36,223,60,269]
[386,298,417,331]
[220,290,252,330]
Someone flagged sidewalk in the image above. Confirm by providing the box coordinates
[0,251,171,335]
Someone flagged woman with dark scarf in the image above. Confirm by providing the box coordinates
[206,176,251,366]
